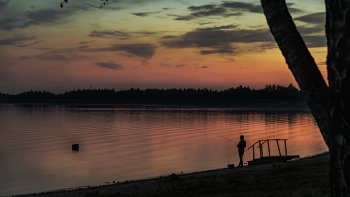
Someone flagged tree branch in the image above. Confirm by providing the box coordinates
[260,0,330,142]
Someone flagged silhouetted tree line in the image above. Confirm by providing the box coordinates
[0,84,303,103]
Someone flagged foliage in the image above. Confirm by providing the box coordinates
[0,84,303,103]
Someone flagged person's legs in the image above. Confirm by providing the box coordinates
[238,150,244,167]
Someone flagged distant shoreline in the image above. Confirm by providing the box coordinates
[1,99,310,112]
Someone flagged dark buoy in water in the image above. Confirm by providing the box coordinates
[72,144,79,151]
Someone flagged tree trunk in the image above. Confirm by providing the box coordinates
[326,0,350,193]
[260,0,350,196]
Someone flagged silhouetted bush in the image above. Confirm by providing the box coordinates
[0,84,303,103]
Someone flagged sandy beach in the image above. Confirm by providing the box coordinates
[20,152,330,197]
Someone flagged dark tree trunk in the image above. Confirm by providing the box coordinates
[260,0,350,196]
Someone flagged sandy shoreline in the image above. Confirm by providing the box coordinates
[18,152,329,197]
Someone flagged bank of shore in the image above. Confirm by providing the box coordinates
[99,99,310,111]
[20,152,329,197]
[4,99,310,112]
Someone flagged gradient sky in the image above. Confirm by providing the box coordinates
[0,0,326,94]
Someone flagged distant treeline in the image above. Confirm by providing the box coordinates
[0,84,303,103]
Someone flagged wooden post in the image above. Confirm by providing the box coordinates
[267,140,271,156]
[252,145,255,161]
[284,140,287,156]
[276,140,281,156]
[259,140,263,157]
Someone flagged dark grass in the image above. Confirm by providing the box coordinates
[23,155,330,197]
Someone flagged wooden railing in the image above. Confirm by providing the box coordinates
[247,139,288,160]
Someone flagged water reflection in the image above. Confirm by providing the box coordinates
[0,104,327,196]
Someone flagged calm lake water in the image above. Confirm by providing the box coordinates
[0,104,328,196]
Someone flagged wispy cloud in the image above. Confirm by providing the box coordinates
[220,1,262,13]
[302,35,326,47]
[172,1,303,22]
[297,26,324,35]
[88,30,130,40]
[0,36,37,47]
[34,53,69,61]
[189,5,228,16]
[0,0,9,9]
[294,12,325,25]
[161,63,171,67]
[294,12,326,47]
[20,48,90,61]
[0,18,18,31]
[87,44,157,60]
[117,44,156,60]
[317,61,326,65]
[84,0,123,10]
[161,27,272,54]
[172,1,264,21]
[199,49,234,55]
[95,61,124,70]
[131,11,161,17]
[285,3,304,14]
[79,40,95,45]
[0,6,86,31]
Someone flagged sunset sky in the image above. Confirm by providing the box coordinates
[0,0,326,94]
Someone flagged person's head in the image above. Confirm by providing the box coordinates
[240,135,244,140]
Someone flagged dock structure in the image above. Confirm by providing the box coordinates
[247,139,299,165]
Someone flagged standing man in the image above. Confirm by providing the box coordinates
[237,135,246,167]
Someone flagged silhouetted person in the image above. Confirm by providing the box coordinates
[237,135,246,167]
